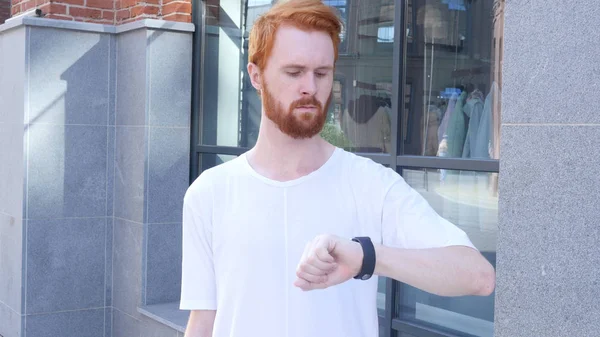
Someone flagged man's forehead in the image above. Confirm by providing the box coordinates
[270,25,335,68]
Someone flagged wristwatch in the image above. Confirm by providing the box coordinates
[351,236,376,280]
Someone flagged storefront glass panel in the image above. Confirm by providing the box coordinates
[395,168,497,337]
[400,0,504,160]
[200,0,397,154]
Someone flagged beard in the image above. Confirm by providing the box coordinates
[262,82,331,139]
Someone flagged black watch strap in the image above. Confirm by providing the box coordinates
[352,236,376,280]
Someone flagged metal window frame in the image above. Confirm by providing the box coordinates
[190,1,500,337]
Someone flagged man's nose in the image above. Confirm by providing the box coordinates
[300,73,317,96]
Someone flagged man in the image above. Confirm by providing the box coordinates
[180,0,496,336]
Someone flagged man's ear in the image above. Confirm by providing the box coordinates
[247,63,262,92]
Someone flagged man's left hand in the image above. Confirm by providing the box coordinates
[294,234,364,291]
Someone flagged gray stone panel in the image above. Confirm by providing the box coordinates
[140,315,179,337]
[502,1,600,124]
[112,308,140,337]
[104,307,112,337]
[496,125,600,337]
[0,27,26,126]
[0,26,26,218]
[145,223,182,305]
[105,218,113,307]
[114,126,146,223]
[0,213,23,316]
[112,218,143,318]
[28,27,110,126]
[26,125,107,219]
[108,35,117,126]
[116,29,147,127]
[147,30,192,127]
[25,308,104,337]
[107,126,115,217]
[0,301,22,337]
[26,218,106,314]
[146,127,190,224]
[0,123,24,218]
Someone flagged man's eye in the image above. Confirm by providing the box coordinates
[315,72,327,78]
[287,72,301,77]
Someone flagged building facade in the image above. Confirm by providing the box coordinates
[0,0,598,337]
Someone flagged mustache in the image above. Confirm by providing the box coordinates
[289,96,322,110]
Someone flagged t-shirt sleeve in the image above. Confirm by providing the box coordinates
[380,176,476,250]
[179,180,217,310]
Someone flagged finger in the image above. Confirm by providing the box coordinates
[308,237,335,267]
[314,242,335,263]
[294,278,310,291]
[314,235,336,263]
[297,262,336,277]
[296,270,328,284]
[294,277,329,291]
[303,253,336,273]
[298,240,335,272]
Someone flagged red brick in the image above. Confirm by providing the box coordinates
[130,4,157,17]
[101,9,113,20]
[35,0,51,6]
[22,0,36,11]
[119,15,142,24]
[162,13,191,23]
[69,6,102,18]
[162,0,190,4]
[162,1,191,16]
[38,2,67,15]
[87,0,113,10]
[119,0,136,9]
[206,5,219,19]
[11,5,20,15]
[116,8,129,20]
[56,0,85,6]
[142,0,160,4]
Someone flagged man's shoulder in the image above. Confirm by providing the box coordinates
[184,155,246,200]
[338,148,398,179]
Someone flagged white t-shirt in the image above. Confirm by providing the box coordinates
[180,147,475,337]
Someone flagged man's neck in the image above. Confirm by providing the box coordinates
[246,118,336,182]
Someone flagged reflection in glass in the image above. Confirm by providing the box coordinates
[396,168,497,337]
[199,154,237,174]
[377,276,386,316]
[402,0,504,160]
[201,0,396,153]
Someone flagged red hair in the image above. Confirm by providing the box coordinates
[248,0,343,71]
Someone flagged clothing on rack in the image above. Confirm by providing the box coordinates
[341,104,391,153]
[347,94,391,124]
[445,90,468,158]
[461,90,485,158]
[437,92,459,143]
[472,82,498,158]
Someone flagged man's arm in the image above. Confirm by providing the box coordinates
[373,244,495,296]
[184,310,216,337]
[293,235,495,297]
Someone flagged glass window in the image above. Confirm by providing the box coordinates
[395,168,497,337]
[401,0,504,159]
[200,0,397,154]
[199,153,237,173]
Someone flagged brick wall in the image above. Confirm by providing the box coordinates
[0,0,10,23]
[9,0,192,24]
